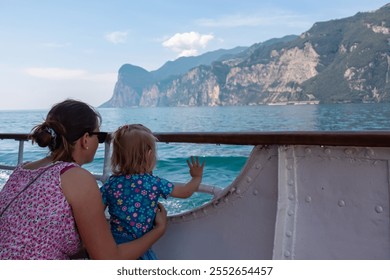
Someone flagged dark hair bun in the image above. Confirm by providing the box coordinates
[33,129,52,148]
[30,125,52,148]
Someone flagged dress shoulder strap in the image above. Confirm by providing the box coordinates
[0,162,62,217]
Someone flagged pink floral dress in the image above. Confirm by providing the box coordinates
[0,162,81,259]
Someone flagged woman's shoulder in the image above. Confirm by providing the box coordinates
[60,164,99,203]
[20,159,76,171]
[60,164,92,178]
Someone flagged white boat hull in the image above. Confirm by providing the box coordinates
[154,145,390,259]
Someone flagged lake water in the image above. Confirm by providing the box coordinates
[1,103,390,213]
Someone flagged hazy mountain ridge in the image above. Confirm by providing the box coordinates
[101,3,390,107]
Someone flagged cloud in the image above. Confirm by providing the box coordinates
[24,67,117,82]
[104,31,128,44]
[162,31,214,57]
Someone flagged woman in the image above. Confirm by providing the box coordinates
[0,99,167,259]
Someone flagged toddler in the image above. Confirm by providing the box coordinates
[100,124,204,259]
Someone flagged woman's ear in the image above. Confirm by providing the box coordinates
[80,132,90,150]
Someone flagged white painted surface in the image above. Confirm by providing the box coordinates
[154,145,390,259]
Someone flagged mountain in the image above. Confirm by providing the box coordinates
[101,3,390,107]
[100,47,249,107]
[150,47,247,81]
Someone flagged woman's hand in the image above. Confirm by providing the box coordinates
[154,203,167,236]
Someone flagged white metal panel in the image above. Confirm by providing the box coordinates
[155,145,390,260]
[154,146,279,259]
[273,146,390,259]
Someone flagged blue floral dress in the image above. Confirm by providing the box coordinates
[100,173,173,259]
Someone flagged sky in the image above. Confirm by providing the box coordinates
[0,0,389,110]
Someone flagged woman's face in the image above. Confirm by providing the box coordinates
[86,129,102,163]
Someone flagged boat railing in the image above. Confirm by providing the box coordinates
[0,133,29,170]
[3,131,390,195]
[3,131,390,166]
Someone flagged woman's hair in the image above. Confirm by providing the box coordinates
[111,124,157,175]
[30,99,102,162]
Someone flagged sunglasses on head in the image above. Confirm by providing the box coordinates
[88,132,108,143]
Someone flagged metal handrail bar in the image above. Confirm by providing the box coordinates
[3,131,390,147]
[153,131,390,147]
[2,131,390,189]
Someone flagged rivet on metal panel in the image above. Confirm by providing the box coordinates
[324,148,331,155]
[338,200,346,207]
[375,205,384,213]
[253,190,259,196]
[246,176,252,183]
[235,189,241,195]
[202,209,207,215]
[287,165,293,170]
[213,200,220,207]
[223,197,229,203]
[255,163,262,169]
[258,146,264,151]
[344,149,353,155]
[288,194,295,201]
[286,231,293,237]
[305,196,312,203]
[365,148,375,157]
[288,210,294,216]
[288,179,294,186]
[284,251,291,258]
[305,147,311,154]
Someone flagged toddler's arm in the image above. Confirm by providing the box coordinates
[170,156,205,198]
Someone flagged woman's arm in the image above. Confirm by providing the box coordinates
[61,167,167,259]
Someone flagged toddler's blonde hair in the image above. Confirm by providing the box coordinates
[111,124,157,175]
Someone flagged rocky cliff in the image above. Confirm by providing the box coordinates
[101,4,390,107]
